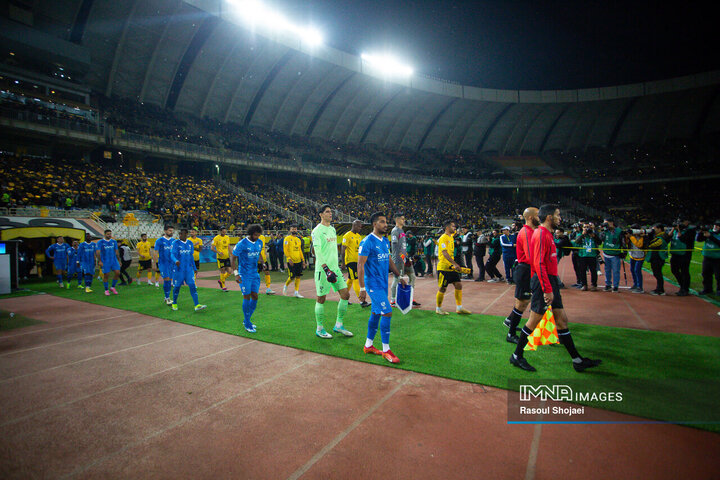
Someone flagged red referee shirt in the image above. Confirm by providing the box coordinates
[516,224,534,265]
[530,225,558,293]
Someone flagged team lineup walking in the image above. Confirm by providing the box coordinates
[46,201,608,370]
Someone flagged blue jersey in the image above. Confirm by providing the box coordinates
[154,236,175,264]
[96,239,119,263]
[67,246,79,264]
[78,241,96,266]
[232,237,263,277]
[359,233,391,291]
[46,243,71,263]
[171,239,197,272]
[500,233,517,257]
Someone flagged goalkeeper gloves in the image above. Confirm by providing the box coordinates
[323,265,337,283]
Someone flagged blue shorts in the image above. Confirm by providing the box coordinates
[172,270,196,287]
[101,258,121,274]
[53,259,67,272]
[367,286,392,315]
[81,263,95,275]
[240,275,261,295]
[158,261,175,279]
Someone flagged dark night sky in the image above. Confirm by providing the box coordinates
[271,0,717,90]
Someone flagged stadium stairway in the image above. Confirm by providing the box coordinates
[215,178,313,229]
[273,184,358,223]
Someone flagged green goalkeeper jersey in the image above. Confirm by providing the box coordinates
[312,223,339,272]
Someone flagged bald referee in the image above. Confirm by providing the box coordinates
[510,204,602,373]
[503,207,539,343]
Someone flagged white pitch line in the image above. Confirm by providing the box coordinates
[0,319,168,357]
[481,285,514,314]
[0,329,205,383]
[61,356,314,479]
[286,374,412,480]
[524,421,543,480]
[0,312,138,339]
[0,340,254,427]
[621,298,650,329]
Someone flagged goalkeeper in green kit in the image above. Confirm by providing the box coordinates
[312,204,353,339]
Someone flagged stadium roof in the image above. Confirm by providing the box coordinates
[11,0,720,155]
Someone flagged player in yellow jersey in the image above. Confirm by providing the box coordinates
[283,225,306,297]
[340,220,367,307]
[136,233,153,285]
[189,228,203,280]
[212,227,231,292]
[436,220,471,315]
[259,240,275,295]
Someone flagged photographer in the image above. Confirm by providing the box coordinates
[423,234,436,277]
[626,226,646,293]
[485,229,504,282]
[554,228,572,287]
[474,230,487,281]
[646,223,669,295]
[462,227,475,279]
[600,218,624,292]
[668,217,696,296]
[573,223,600,291]
[697,220,720,295]
[569,224,584,288]
[499,225,517,284]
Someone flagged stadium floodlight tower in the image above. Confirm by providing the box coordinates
[228,0,323,46]
[360,53,414,77]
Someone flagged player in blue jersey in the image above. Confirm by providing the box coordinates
[358,212,407,364]
[45,236,71,287]
[153,225,176,305]
[231,224,266,333]
[170,228,207,312]
[95,229,122,295]
[78,233,97,293]
[66,239,83,289]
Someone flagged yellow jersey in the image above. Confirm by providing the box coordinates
[260,238,268,263]
[284,235,304,263]
[437,233,456,271]
[212,234,230,259]
[341,231,361,264]
[189,236,202,261]
[136,240,152,261]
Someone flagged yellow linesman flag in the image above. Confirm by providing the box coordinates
[525,306,559,351]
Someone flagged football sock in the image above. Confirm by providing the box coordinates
[558,329,581,361]
[365,338,374,348]
[265,274,271,288]
[242,299,253,327]
[367,313,380,342]
[103,281,109,291]
[513,326,532,358]
[285,276,292,287]
[436,291,444,307]
[294,277,301,291]
[85,274,93,287]
[163,281,171,299]
[219,273,227,286]
[112,279,117,288]
[189,284,199,305]
[315,302,325,329]
[454,289,462,306]
[173,286,181,303]
[336,299,348,325]
[380,315,391,345]
[57,274,63,283]
[507,308,523,335]
[382,343,390,352]
[249,298,258,317]
[351,279,361,298]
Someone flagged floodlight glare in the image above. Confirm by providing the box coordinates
[230,0,323,46]
[361,53,413,77]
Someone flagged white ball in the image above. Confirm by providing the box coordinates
[9,312,15,318]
